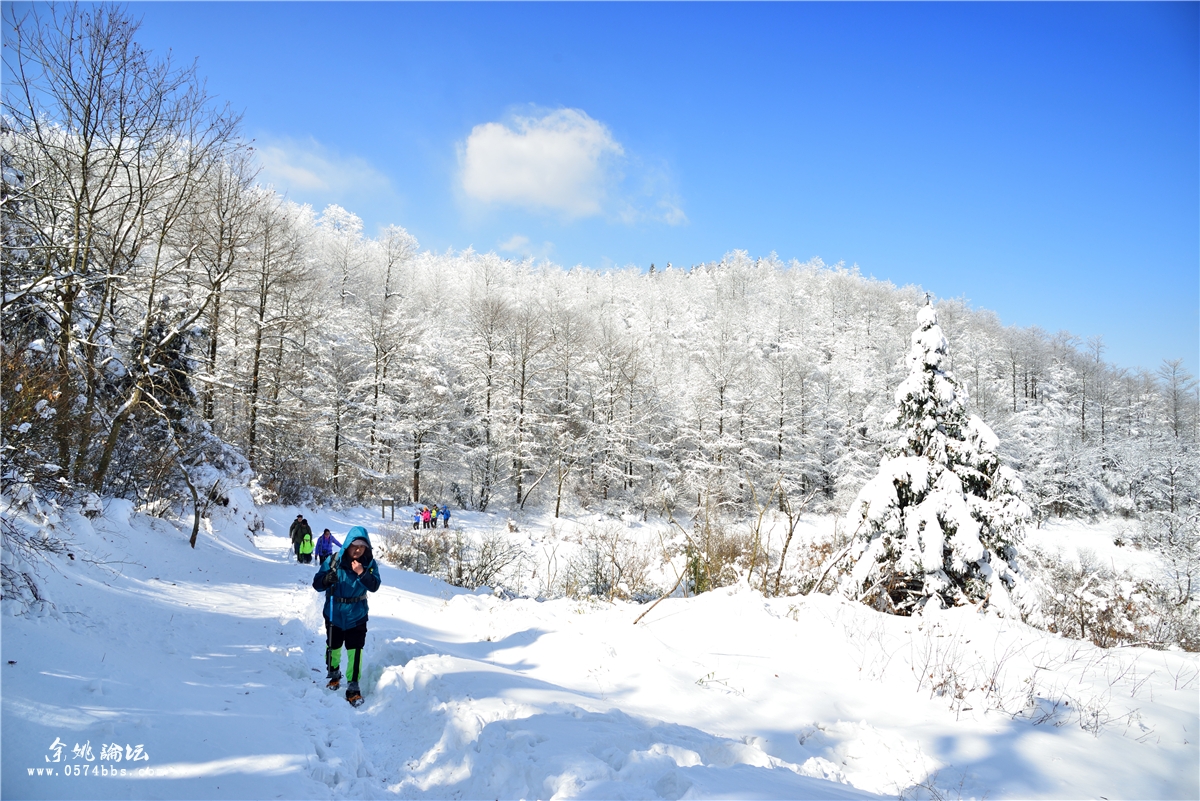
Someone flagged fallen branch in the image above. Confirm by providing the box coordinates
[634,568,687,625]
[807,540,857,596]
[634,504,699,625]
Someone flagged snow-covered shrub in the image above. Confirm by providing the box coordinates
[459,529,527,590]
[561,522,656,601]
[378,525,526,592]
[0,490,69,613]
[842,302,1037,617]
[1021,509,1199,651]
[1135,511,1199,608]
[781,530,854,597]
[378,526,456,578]
[202,479,265,538]
[1027,548,1145,647]
[377,519,662,601]
[679,514,756,596]
[0,348,63,497]
[1024,544,1200,651]
[79,492,103,519]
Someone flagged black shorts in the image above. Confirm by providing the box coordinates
[328,622,367,651]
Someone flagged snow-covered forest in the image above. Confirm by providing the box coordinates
[4,6,1197,522]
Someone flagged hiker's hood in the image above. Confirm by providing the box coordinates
[337,526,372,558]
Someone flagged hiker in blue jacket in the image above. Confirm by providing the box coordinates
[313,528,341,564]
[312,526,381,707]
[313,528,343,658]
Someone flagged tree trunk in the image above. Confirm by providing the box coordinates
[247,300,265,468]
[204,281,222,421]
[91,385,142,493]
[332,401,341,494]
[412,433,421,503]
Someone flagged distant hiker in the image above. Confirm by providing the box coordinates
[289,515,304,559]
[298,529,315,564]
[313,526,381,707]
[441,504,451,529]
[293,517,313,562]
[412,508,421,531]
[314,528,341,563]
[422,506,432,529]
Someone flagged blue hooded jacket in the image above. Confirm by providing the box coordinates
[312,526,381,629]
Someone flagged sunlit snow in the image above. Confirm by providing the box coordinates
[2,500,1196,800]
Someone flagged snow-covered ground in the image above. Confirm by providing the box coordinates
[2,498,1196,800]
[1027,517,1163,578]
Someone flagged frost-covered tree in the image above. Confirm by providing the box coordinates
[2,2,247,503]
[843,302,1036,617]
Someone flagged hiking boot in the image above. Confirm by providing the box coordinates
[346,688,363,707]
[326,672,341,690]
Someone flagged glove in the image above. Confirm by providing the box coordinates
[322,568,337,588]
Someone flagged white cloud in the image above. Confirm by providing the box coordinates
[498,234,531,252]
[658,199,688,227]
[498,233,555,261]
[256,137,392,198]
[460,108,624,218]
[459,108,688,227]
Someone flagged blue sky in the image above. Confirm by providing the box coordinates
[51,2,1200,371]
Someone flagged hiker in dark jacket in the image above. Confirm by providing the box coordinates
[312,526,381,707]
[289,515,304,559]
[293,517,313,561]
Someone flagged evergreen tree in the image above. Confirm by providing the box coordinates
[843,302,1037,617]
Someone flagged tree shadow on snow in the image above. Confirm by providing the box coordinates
[917,715,1194,800]
[377,705,883,800]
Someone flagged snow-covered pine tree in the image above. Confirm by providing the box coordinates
[842,301,1036,617]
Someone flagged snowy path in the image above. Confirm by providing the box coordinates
[2,502,1197,800]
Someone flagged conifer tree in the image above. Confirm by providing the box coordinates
[843,301,1037,617]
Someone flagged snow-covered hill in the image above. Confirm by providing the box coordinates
[2,501,1196,800]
